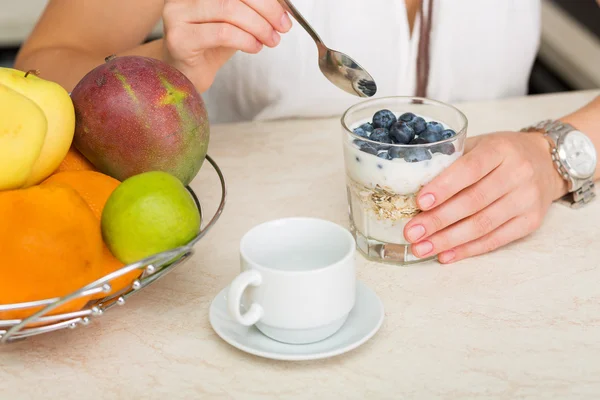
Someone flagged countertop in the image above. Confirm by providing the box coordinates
[2,90,600,399]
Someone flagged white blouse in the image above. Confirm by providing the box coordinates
[204,0,541,124]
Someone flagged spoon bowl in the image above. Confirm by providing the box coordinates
[279,0,377,98]
[319,48,378,98]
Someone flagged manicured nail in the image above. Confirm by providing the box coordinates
[418,193,435,210]
[406,225,425,242]
[439,250,456,263]
[272,31,281,45]
[281,12,292,31]
[413,241,433,257]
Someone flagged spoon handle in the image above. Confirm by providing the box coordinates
[278,0,325,47]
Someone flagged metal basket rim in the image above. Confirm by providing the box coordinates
[0,154,226,343]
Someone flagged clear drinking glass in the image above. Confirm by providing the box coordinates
[341,97,468,265]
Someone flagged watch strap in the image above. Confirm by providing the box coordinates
[559,180,596,209]
[521,119,575,137]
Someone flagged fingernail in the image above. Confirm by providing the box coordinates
[272,31,281,45]
[406,225,425,242]
[281,12,292,31]
[439,250,456,263]
[418,193,435,210]
[413,241,433,257]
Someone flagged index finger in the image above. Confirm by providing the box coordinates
[241,0,292,33]
[416,143,503,210]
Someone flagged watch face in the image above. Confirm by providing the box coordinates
[559,131,597,179]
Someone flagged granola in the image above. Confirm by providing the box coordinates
[353,182,421,222]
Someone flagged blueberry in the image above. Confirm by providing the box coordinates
[353,139,366,147]
[353,127,369,138]
[389,122,415,144]
[426,121,444,134]
[399,112,416,123]
[409,137,427,145]
[372,109,397,130]
[369,128,393,144]
[377,151,390,160]
[359,122,374,134]
[359,142,379,155]
[431,142,455,155]
[388,147,406,159]
[398,113,427,134]
[404,148,432,163]
[419,129,443,143]
[411,117,427,134]
[440,129,456,140]
[355,127,371,138]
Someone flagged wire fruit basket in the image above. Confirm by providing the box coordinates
[0,155,226,344]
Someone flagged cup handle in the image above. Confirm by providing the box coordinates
[227,270,264,326]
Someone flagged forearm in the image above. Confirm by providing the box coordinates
[14,39,163,92]
[560,95,600,182]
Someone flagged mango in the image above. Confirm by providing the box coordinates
[0,84,47,190]
[0,68,76,187]
[70,55,210,186]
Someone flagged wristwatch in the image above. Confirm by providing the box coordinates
[521,119,597,208]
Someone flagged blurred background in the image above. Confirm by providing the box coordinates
[1,0,598,95]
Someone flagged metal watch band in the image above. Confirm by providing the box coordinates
[564,180,596,208]
[520,119,574,137]
[521,119,596,208]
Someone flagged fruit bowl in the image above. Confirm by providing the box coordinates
[0,155,226,344]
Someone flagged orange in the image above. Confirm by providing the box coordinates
[43,170,120,220]
[42,171,141,297]
[53,146,96,174]
[0,185,104,321]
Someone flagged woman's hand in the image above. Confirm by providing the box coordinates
[403,131,568,264]
[162,0,292,92]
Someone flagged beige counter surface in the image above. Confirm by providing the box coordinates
[2,90,600,399]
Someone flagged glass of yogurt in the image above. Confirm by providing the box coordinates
[341,96,468,265]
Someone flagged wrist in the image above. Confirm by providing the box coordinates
[161,45,215,93]
[531,132,570,201]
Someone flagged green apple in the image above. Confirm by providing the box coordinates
[101,171,201,264]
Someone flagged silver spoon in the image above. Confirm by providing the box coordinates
[278,0,377,98]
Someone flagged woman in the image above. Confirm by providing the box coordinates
[15,0,600,263]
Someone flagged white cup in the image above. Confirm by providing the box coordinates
[227,217,356,344]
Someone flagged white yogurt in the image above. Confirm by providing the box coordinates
[344,143,462,195]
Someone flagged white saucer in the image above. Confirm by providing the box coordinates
[209,280,384,361]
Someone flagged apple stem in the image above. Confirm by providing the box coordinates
[24,69,40,78]
[105,54,117,63]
